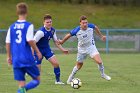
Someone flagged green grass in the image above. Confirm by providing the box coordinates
[0,1,140,29]
[0,53,140,93]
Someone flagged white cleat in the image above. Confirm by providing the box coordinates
[66,81,71,85]
[67,74,74,84]
[55,81,65,85]
[101,74,111,81]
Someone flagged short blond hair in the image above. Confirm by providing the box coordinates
[16,2,28,15]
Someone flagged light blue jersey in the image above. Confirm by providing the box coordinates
[70,23,99,61]
[70,23,95,36]
[9,20,35,68]
[70,23,96,50]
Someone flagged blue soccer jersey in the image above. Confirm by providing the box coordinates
[36,26,55,49]
[6,20,35,68]
[34,26,56,63]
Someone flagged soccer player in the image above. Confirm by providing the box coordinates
[5,2,42,93]
[59,15,111,84]
[34,14,69,84]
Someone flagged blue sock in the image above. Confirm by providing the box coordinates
[25,80,40,91]
[54,67,60,82]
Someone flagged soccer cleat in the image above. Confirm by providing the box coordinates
[17,87,26,93]
[67,74,74,84]
[101,74,111,81]
[66,81,71,85]
[55,81,65,85]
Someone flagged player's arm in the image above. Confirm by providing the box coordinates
[6,43,12,65]
[5,28,12,65]
[59,26,78,44]
[53,32,69,54]
[34,30,44,43]
[95,25,106,41]
[59,33,72,45]
[26,24,42,60]
[28,41,42,59]
[33,30,44,54]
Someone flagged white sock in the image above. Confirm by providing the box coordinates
[71,66,78,76]
[98,63,105,76]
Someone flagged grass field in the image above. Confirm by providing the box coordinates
[0,1,140,29]
[0,53,140,93]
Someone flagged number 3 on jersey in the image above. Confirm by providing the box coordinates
[16,30,22,43]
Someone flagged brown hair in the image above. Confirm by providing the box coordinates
[44,14,52,20]
[79,15,87,22]
[16,2,28,15]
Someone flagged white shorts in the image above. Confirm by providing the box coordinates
[76,45,99,62]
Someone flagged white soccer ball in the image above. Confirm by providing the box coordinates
[71,78,82,89]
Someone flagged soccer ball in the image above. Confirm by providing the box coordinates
[71,78,82,89]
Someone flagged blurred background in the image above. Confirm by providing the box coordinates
[0,0,140,53]
[0,1,140,93]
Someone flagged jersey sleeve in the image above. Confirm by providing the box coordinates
[88,23,96,29]
[34,30,44,42]
[53,31,58,41]
[70,26,80,36]
[26,24,34,41]
[5,28,11,43]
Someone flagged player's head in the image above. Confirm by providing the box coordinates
[16,2,28,16]
[79,15,88,30]
[43,14,52,30]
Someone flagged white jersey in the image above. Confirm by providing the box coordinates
[70,23,96,54]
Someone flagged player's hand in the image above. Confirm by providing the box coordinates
[101,36,106,42]
[36,52,42,60]
[63,49,69,54]
[55,40,61,45]
[58,39,63,45]
[7,57,12,65]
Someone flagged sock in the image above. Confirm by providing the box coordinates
[71,66,79,76]
[98,63,105,76]
[54,67,60,82]
[25,80,40,91]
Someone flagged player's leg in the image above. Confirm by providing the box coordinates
[36,64,41,72]
[67,53,86,84]
[89,45,111,80]
[17,81,26,93]
[92,54,111,80]
[48,55,64,84]
[67,62,83,84]
[24,65,40,91]
[13,68,27,93]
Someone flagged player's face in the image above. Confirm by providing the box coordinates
[80,20,88,30]
[44,19,52,30]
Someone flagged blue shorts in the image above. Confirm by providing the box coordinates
[34,48,54,65]
[13,65,40,81]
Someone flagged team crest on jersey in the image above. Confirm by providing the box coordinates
[51,29,55,35]
[83,34,87,38]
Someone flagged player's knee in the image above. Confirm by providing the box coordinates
[77,63,83,69]
[96,61,102,64]
[53,63,59,68]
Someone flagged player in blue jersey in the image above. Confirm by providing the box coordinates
[59,15,111,84]
[34,14,69,84]
[5,2,42,93]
